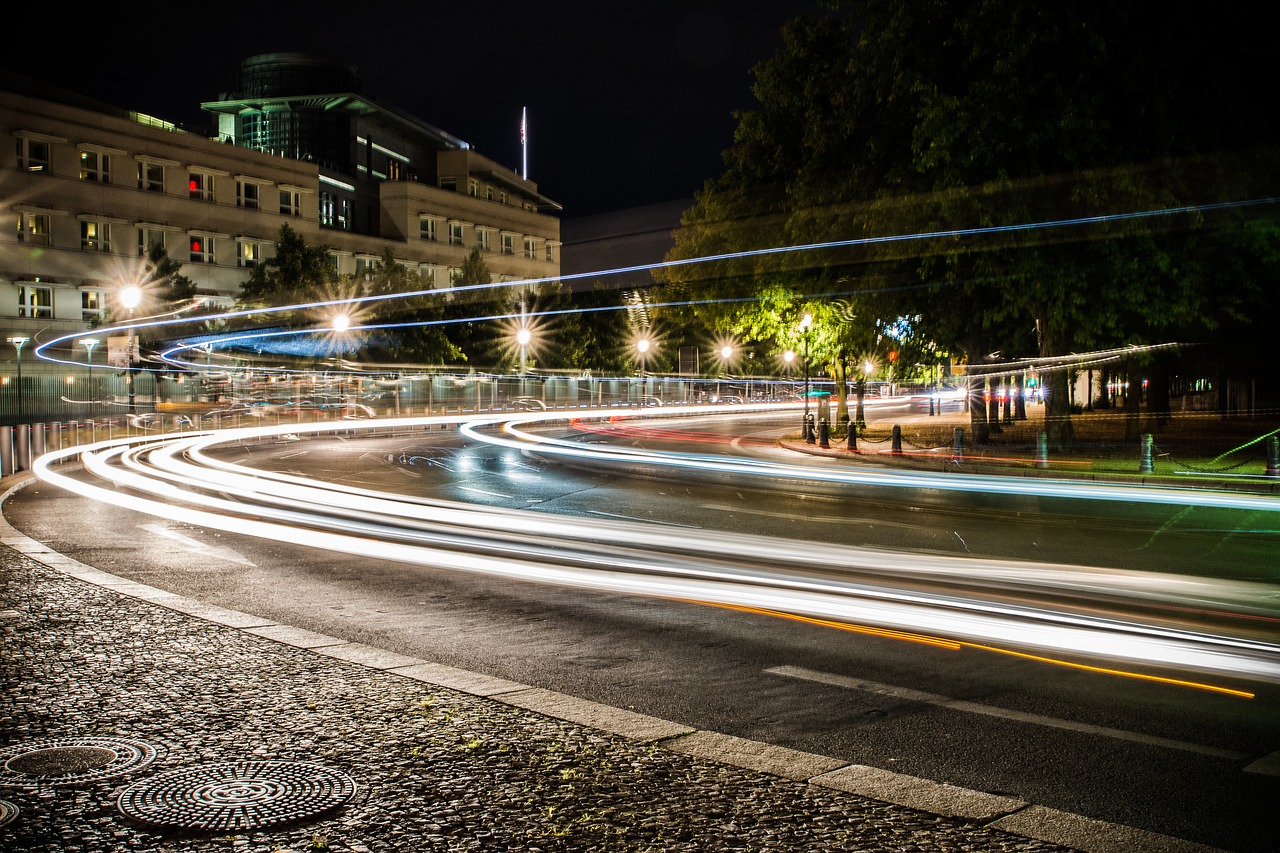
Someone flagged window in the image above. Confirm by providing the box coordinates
[500,233,515,255]
[280,189,301,216]
[320,192,350,230]
[189,235,215,264]
[545,242,556,262]
[468,178,479,197]
[419,216,438,241]
[137,160,165,192]
[17,137,50,172]
[79,150,110,182]
[524,237,537,259]
[486,186,494,201]
[188,171,215,201]
[18,285,53,319]
[138,226,166,257]
[449,221,465,245]
[17,212,52,246]
[81,220,111,252]
[439,176,457,192]
[81,289,103,322]
[236,180,260,209]
[420,265,437,288]
[237,240,262,268]
[475,228,491,252]
[355,255,378,279]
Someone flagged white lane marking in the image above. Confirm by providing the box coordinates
[457,486,512,499]
[140,523,257,567]
[587,510,701,528]
[767,665,1248,761]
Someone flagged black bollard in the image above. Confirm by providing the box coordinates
[891,424,902,455]
[805,413,816,445]
[1035,431,1049,469]
[1139,433,1154,474]
[819,418,830,449]
[952,427,965,461]
[1266,436,1279,478]
[846,421,858,451]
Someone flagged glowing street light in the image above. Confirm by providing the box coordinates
[636,336,653,377]
[120,285,142,412]
[716,343,734,401]
[7,336,30,423]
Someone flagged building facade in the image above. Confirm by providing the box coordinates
[1,54,561,372]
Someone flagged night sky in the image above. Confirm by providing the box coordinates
[4,1,829,220]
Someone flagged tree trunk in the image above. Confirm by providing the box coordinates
[968,376,989,444]
[986,376,1003,434]
[1123,360,1142,443]
[1015,372,1027,420]
[1037,319,1075,450]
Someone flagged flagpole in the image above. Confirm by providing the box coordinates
[521,107,527,179]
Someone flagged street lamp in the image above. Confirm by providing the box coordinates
[80,337,100,391]
[635,336,652,376]
[799,313,813,439]
[716,344,734,401]
[120,285,142,412]
[7,336,30,423]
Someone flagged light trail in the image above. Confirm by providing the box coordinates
[27,407,1280,691]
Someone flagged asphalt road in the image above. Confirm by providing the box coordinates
[7,411,1279,852]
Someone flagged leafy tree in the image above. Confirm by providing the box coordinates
[664,0,1278,447]
[363,248,461,366]
[237,224,337,311]
[444,247,509,366]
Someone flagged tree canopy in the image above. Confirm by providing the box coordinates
[660,0,1280,444]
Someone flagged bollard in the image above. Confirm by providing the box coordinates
[0,426,11,476]
[804,413,816,445]
[929,396,936,416]
[1035,431,1049,469]
[50,422,62,452]
[1266,436,1279,478]
[1139,433,1154,474]
[819,418,830,449]
[69,420,80,448]
[891,424,902,455]
[32,423,46,460]
[952,427,965,461]
[17,424,31,471]
[846,421,858,451]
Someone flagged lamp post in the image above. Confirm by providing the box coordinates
[7,336,30,423]
[79,337,100,391]
[717,344,733,401]
[799,312,813,438]
[120,285,142,412]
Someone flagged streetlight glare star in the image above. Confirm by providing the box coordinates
[332,315,352,333]
[120,285,142,310]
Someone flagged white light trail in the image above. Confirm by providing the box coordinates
[27,407,1280,688]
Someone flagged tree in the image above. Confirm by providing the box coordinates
[363,248,461,366]
[444,247,509,366]
[664,0,1279,447]
[237,224,337,311]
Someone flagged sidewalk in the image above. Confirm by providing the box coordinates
[784,408,1280,494]
[0,468,1225,853]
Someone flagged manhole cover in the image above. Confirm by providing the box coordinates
[0,799,17,827]
[117,761,356,831]
[0,737,158,787]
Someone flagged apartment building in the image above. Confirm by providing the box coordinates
[1,54,561,367]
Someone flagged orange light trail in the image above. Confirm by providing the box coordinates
[698,600,1256,699]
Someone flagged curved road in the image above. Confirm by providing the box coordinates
[7,405,1280,852]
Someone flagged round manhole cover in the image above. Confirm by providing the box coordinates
[117,761,356,831]
[0,799,18,827]
[0,737,158,787]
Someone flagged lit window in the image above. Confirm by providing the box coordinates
[82,290,103,321]
[17,212,52,246]
[188,171,215,201]
[237,241,261,268]
[189,235,215,264]
[137,161,165,192]
[79,150,110,182]
[237,180,260,209]
[17,138,50,172]
[18,285,53,318]
[81,220,111,252]
[419,216,438,241]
